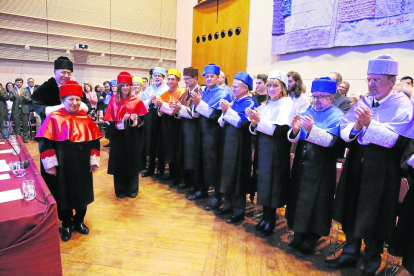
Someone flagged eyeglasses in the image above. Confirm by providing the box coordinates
[365,78,385,84]
[58,70,72,76]
[231,85,244,89]
[311,95,331,100]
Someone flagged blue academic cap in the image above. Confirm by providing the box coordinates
[153,67,167,77]
[234,72,253,90]
[202,64,220,76]
[311,77,337,94]
[110,79,117,87]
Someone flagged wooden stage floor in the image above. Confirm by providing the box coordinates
[26,139,410,276]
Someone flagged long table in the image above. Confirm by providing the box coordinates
[0,136,62,275]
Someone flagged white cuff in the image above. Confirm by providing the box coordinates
[159,102,174,116]
[45,105,63,117]
[287,128,300,143]
[195,100,214,118]
[306,125,334,147]
[408,154,414,168]
[222,108,241,128]
[179,105,192,119]
[41,155,58,170]
[249,123,257,135]
[80,102,89,113]
[90,154,100,167]
[218,114,225,127]
[362,120,399,148]
[256,119,276,136]
[340,123,359,142]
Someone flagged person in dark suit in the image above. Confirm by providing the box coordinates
[27,78,41,135]
[329,72,351,113]
[9,78,31,143]
[0,87,11,138]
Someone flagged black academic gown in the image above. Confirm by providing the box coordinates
[286,137,340,236]
[333,136,409,241]
[31,77,91,122]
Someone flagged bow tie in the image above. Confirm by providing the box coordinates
[372,101,380,108]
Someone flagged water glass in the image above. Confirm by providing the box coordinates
[22,180,36,201]
[10,161,25,177]
[9,161,18,175]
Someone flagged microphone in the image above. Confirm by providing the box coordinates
[5,137,31,169]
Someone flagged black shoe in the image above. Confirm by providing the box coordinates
[177,183,190,190]
[187,187,197,195]
[171,179,181,186]
[260,222,275,237]
[204,198,221,211]
[73,222,89,235]
[188,191,208,201]
[155,171,164,178]
[61,227,72,242]
[296,242,315,257]
[253,219,267,231]
[324,254,359,269]
[103,143,110,147]
[287,240,301,251]
[128,192,138,198]
[213,204,232,215]
[161,173,174,180]
[116,194,126,198]
[142,171,153,177]
[226,213,245,224]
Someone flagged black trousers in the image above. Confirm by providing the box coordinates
[0,115,9,138]
[224,193,246,215]
[114,172,139,196]
[12,108,29,139]
[58,207,87,228]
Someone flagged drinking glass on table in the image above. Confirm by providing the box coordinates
[22,179,36,201]
[10,161,25,177]
[9,161,18,175]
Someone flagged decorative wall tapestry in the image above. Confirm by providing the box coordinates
[272,0,414,54]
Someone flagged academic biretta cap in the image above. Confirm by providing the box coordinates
[167,69,181,80]
[311,77,337,94]
[54,56,73,72]
[117,71,133,85]
[59,80,83,98]
[267,70,288,89]
[202,64,220,76]
[367,54,398,76]
[183,67,198,78]
[234,72,253,90]
[153,67,167,77]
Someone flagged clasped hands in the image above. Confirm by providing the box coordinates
[291,115,314,136]
[353,105,372,130]
[219,99,231,113]
[245,107,261,126]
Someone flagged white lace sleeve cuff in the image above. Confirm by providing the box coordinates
[341,123,359,142]
[306,125,334,147]
[249,123,257,135]
[195,100,214,118]
[222,108,241,128]
[407,154,414,168]
[179,105,192,119]
[362,120,399,148]
[287,128,300,143]
[256,119,276,136]
[40,150,58,170]
[90,150,100,167]
[218,114,225,127]
[159,102,174,116]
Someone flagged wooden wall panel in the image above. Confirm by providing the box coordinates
[192,0,250,84]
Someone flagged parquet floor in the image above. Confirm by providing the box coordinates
[26,139,410,276]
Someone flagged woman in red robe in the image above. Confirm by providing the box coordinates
[104,72,148,198]
[35,80,103,242]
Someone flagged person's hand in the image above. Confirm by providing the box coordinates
[301,115,314,132]
[155,98,163,108]
[170,101,181,113]
[354,105,372,128]
[130,113,138,121]
[248,108,261,126]
[190,91,202,107]
[291,115,302,135]
[219,99,230,113]
[90,165,98,173]
[123,113,130,120]
[46,167,57,176]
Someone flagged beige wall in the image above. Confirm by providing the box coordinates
[246,1,414,96]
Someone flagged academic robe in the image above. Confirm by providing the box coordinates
[104,95,148,176]
[286,105,344,237]
[35,108,103,212]
[388,139,414,275]
[31,77,91,121]
[334,92,413,241]
[252,97,295,208]
[195,84,232,191]
[219,96,258,195]
[157,87,185,163]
